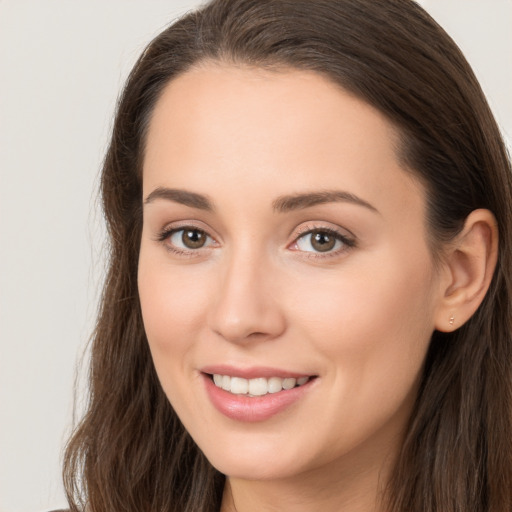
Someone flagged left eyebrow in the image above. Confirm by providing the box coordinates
[272,190,379,214]
[144,187,214,211]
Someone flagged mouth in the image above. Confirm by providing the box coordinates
[200,366,318,421]
[209,373,314,396]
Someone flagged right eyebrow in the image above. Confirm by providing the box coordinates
[143,187,214,211]
[272,190,379,214]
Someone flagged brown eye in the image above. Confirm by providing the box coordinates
[294,228,351,255]
[166,227,213,251]
[181,229,207,249]
[310,230,336,252]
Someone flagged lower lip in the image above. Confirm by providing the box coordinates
[202,374,315,422]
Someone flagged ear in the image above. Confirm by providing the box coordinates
[434,209,498,332]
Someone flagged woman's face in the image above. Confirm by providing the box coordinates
[138,64,444,481]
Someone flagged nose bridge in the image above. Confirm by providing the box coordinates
[208,241,285,343]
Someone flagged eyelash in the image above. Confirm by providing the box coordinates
[156,223,356,259]
[156,225,215,257]
[290,225,356,259]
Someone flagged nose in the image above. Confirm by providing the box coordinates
[207,249,286,344]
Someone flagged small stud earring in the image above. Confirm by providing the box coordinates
[449,315,455,326]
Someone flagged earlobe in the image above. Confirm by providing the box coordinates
[434,209,498,332]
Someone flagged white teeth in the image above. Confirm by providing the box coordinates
[221,375,231,391]
[248,378,267,396]
[268,377,283,393]
[230,377,249,395]
[211,374,311,395]
[282,377,296,390]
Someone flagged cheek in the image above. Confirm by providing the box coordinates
[281,256,437,460]
[287,250,436,399]
[137,252,216,427]
[137,250,209,370]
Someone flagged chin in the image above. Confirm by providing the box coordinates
[196,432,307,481]
[209,456,297,481]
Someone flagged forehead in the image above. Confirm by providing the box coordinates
[145,63,399,166]
[143,63,424,219]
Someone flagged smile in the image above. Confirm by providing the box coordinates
[212,374,311,396]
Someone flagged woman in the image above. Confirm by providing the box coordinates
[63,1,512,511]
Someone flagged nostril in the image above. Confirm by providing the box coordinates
[247,332,269,340]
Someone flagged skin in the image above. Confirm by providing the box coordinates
[137,64,495,511]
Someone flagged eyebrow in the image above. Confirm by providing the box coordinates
[143,187,378,214]
[272,190,379,214]
[144,187,214,211]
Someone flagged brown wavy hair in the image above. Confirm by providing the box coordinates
[63,1,512,511]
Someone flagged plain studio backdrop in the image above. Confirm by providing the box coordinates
[0,1,510,511]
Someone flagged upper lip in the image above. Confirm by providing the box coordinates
[200,364,315,380]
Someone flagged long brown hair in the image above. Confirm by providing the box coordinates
[63,1,512,511]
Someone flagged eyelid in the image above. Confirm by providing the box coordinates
[293,222,355,240]
[154,220,356,259]
[288,222,357,258]
[156,219,218,240]
[155,221,219,256]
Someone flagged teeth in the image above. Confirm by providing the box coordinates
[230,377,249,395]
[268,377,283,393]
[211,374,311,395]
[249,377,268,396]
[282,377,296,390]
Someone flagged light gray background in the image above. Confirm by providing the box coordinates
[0,1,510,511]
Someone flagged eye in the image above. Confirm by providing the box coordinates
[294,228,354,254]
[165,227,215,251]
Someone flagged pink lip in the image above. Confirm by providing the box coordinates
[201,370,317,423]
[200,364,311,380]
